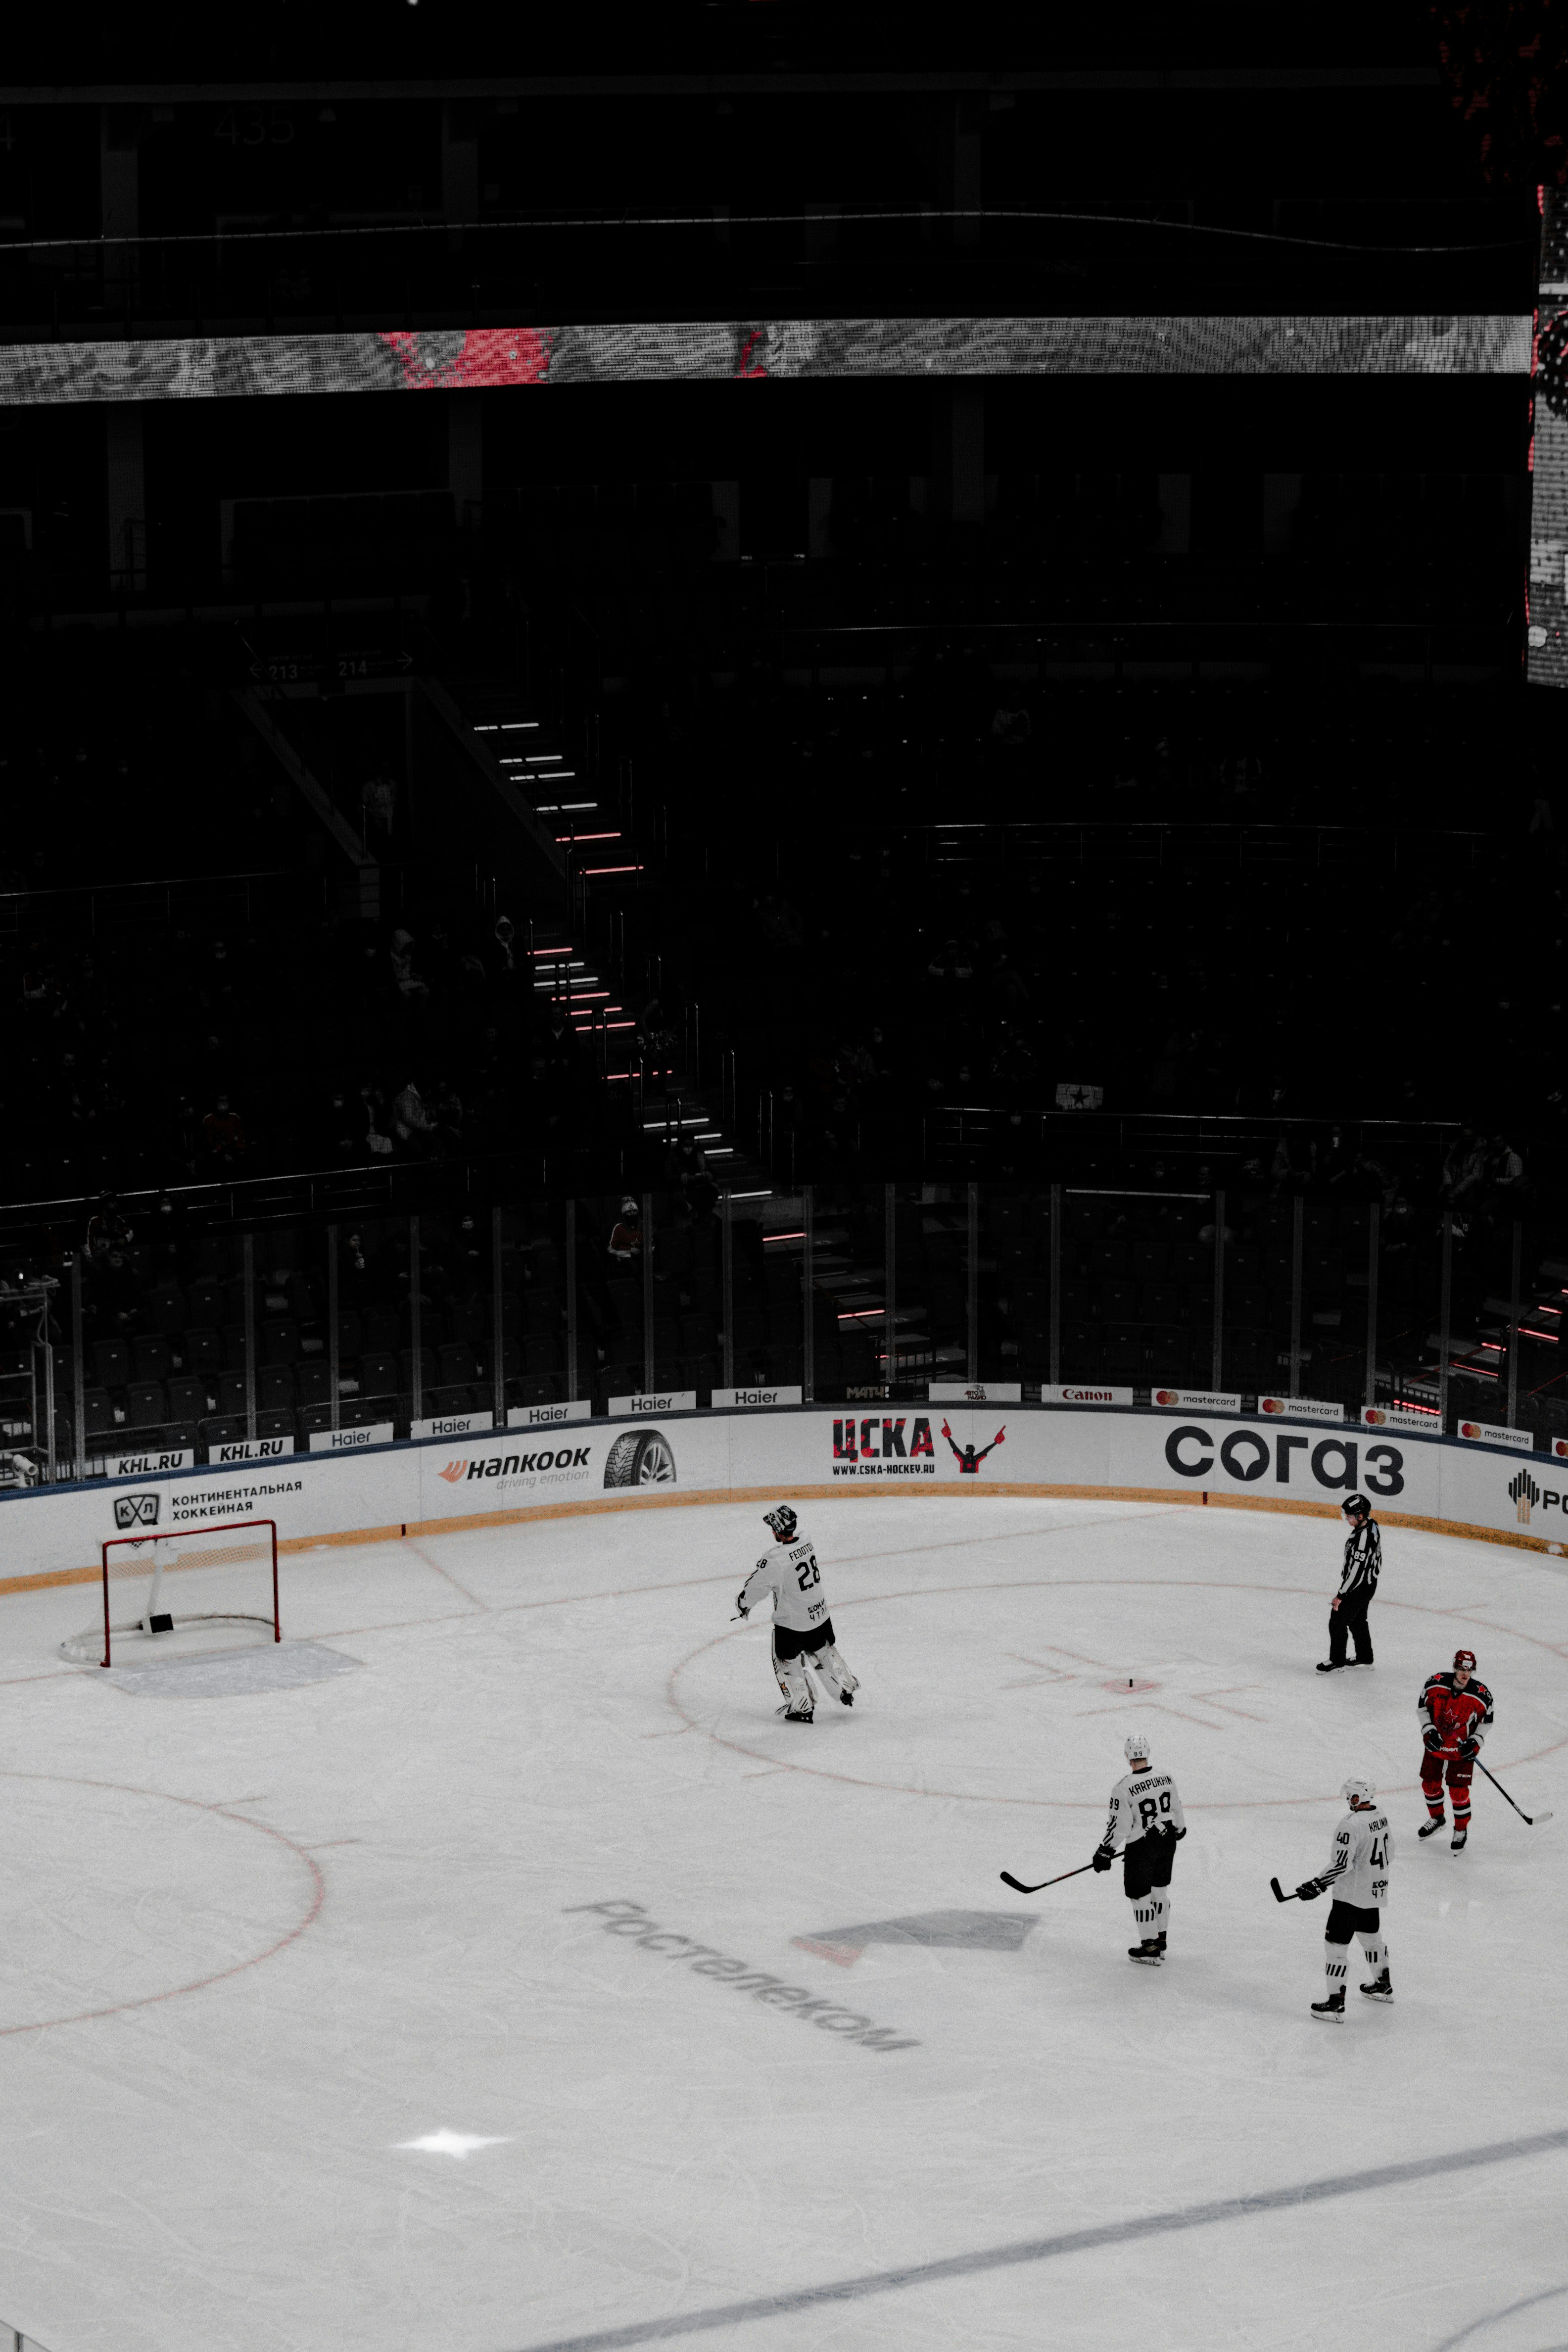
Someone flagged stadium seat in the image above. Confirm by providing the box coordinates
[124,1381,167,1428]
[363,1307,399,1352]
[133,1335,175,1383]
[147,1282,186,1333]
[258,1366,294,1410]
[167,1376,209,1420]
[295,1363,331,1406]
[182,1327,221,1372]
[82,1388,115,1437]
[428,1385,474,1415]
[359,1349,399,1401]
[185,1281,224,1327]
[93,1340,132,1389]
[261,1319,301,1365]
[437,1343,478,1386]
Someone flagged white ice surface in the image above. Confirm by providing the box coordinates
[0,1496,1564,2352]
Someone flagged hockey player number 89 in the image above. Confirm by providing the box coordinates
[795,1553,821,1593]
[1138,1792,1173,1829]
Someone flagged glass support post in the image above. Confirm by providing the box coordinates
[243,1232,257,1440]
[1288,1196,1304,1398]
[721,1191,734,1391]
[1211,1189,1225,1392]
[410,1215,423,1425]
[803,1186,815,1403]
[642,1192,655,1392]
[71,1253,84,1482]
[967,1182,979,1383]
[1507,1220,1522,1429]
[492,1206,505,1428]
[565,1201,579,1401]
[1438,1213,1453,1431]
[1364,1204,1380,1413]
[328,1226,340,1433]
[884,1184,897,1397]
[1048,1183,1062,1387]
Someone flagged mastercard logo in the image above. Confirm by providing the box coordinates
[1261,1398,1284,1414]
[1551,1440,1568,1459]
[1364,1410,1387,1425]
[1460,1423,1480,1439]
[1153,1390,1178,1406]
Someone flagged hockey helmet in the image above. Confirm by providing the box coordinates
[1341,1776,1376,1809]
[762,1505,798,1542]
[1340,1493,1372,1519]
[1124,1732,1151,1765]
[1453,1648,1477,1673]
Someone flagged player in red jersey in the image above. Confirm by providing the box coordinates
[1418,1649,1494,1853]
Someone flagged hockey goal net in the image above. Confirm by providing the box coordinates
[61,1518,280,1669]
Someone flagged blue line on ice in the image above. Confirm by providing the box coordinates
[513,2127,1568,2352]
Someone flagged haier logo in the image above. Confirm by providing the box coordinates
[113,1492,160,1529]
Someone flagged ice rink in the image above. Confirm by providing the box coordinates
[0,1491,1565,2352]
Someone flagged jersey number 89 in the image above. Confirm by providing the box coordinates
[1138,1791,1173,1829]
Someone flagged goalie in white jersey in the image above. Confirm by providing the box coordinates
[1292,1777,1393,2019]
[1092,1735,1187,1966]
[736,1507,859,1724]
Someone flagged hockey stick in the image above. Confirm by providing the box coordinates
[1000,1853,1122,1896]
[1474,1756,1554,1826]
[1270,1876,1304,1904]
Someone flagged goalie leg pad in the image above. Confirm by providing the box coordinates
[772,1635,813,1716]
[809,1641,858,1702]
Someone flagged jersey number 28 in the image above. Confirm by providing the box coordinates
[1138,1791,1173,1829]
[795,1551,821,1593]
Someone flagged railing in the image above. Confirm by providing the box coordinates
[3,1174,1561,1488]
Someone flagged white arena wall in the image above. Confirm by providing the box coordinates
[0,1403,1563,1596]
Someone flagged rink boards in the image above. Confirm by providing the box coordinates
[1,1403,1560,1589]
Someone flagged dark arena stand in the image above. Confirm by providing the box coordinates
[1,10,1567,2352]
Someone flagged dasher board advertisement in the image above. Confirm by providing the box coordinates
[3,1402,1565,1585]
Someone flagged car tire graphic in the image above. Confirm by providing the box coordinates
[603,1429,678,1488]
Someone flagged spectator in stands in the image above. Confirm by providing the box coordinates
[392,1079,435,1155]
[388,930,429,1006]
[361,770,397,837]
[201,1095,246,1163]
[85,1190,131,1258]
[608,1198,642,1261]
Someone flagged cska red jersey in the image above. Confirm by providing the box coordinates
[1419,1672,1494,1755]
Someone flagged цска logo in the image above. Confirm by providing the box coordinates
[113,1492,160,1530]
[1510,1469,1541,1524]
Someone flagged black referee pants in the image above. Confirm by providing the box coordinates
[1327,1588,1374,1666]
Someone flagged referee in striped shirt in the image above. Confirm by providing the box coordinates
[1318,1494,1381,1673]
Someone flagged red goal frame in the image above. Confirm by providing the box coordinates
[95,1518,281,1670]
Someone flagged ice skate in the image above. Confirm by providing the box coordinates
[1360,1970,1393,2002]
[1451,1824,1467,1852]
[1315,1660,1345,1674]
[776,1703,814,1724]
[1311,1991,1346,2021]
[1127,1939,1162,1966]
[1418,1815,1446,1837]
